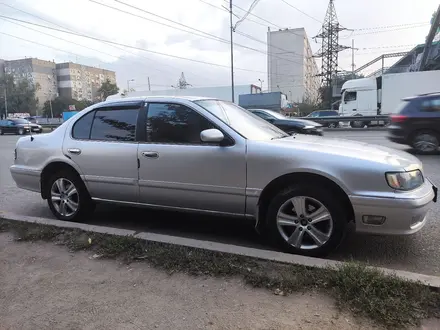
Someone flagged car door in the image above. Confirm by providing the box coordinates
[62,104,141,203]
[137,102,247,215]
[6,120,16,133]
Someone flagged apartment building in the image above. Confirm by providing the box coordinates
[267,28,320,104]
[3,58,58,108]
[56,62,116,102]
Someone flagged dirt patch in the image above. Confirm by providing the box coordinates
[0,232,377,330]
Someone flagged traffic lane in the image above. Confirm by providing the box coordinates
[1,134,440,275]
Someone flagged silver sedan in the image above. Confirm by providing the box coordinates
[10,96,437,256]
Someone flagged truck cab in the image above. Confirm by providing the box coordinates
[339,77,378,117]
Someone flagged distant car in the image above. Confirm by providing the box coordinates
[306,110,340,128]
[248,109,323,136]
[388,93,440,154]
[0,118,42,135]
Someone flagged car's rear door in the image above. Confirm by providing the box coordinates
[62,103,142,202]
[137,101,247,215]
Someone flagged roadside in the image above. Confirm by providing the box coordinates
[0,232,377,330]
[1,219,440,329]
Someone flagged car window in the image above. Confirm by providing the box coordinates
[321,111,338,117]
[146,103,215,144]
[12,119,28,124]
[72,110,96,139]
[90,108,139,142]
[252,111,273,120]
[421,98,440,112]
[344,92,357,102]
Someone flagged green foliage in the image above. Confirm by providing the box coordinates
[42,97,94,117]
[98,79,119,101]
[0,73,39,116]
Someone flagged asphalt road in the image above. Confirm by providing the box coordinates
[1,131,439,276]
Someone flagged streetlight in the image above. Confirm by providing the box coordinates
[127,79,135,92]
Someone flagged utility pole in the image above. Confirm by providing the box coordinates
[147,77,151,91]
[229,0,235,103]
[351,39,355,79]
[3,88,7,118]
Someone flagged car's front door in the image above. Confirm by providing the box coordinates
[62,105,141,203]
[137,102,247,215]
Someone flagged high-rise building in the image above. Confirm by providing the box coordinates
[56,62,116,102]
[267,28,320,104]
[3,58,58,108]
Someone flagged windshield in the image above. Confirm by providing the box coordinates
[12,119,29,124]
[194,100,289,140]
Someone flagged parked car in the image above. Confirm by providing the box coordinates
[306,110,340,128]
[0,118,31,135]
[248,109,323,136]
[10,97,437,257]
[388,93,440,154]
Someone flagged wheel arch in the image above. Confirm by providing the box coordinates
[256,172,355,232]
[40,161,86,199]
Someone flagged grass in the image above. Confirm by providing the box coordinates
[0,218,439,328]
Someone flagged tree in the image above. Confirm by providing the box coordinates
[98,79,119,101]
[0,74,39,117]
[42,97,95,117]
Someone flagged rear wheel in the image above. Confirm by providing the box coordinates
[266,185,348,257]
[411,130,439,154]
[46,169,95,221]
[350,120,365,128]
[327,122,338,129]
[18,128,25,135]
[0,128,3,135]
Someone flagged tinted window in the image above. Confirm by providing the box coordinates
[12,119,29,124]
[421,98,440,112]
[321,111,338,117]
[146,103,215,144]
[72,111,95,139]
[90,109,138,142]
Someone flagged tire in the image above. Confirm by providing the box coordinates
[18,128,25,135]
[45,169,95,222]
[411,130,439,155]
[0,128,3,135]
[327,122,337,129]
[350,120,365,129]
[266,185,348,257]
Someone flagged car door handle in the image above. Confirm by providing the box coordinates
[141,151,159,159]
[67,148,81,155]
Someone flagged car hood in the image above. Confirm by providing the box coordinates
[270,135,421,171]
[275,118,321,127]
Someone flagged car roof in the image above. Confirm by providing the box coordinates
[403,92,440,101]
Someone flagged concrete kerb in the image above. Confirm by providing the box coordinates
[1,211,439,288]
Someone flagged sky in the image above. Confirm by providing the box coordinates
[0,0,438,92]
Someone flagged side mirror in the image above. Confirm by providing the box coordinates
[200,128,224,143]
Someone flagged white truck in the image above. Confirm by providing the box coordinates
[339,70,440,127]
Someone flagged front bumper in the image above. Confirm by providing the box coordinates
[350,180,436,235]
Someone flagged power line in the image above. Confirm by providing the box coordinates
[233,0,262,31]
[89,0,302,65]
[0,2,199,80]
[341,23,429,38]
[353,22,430,31]
[279,0,322,23]
[0,17,304,80]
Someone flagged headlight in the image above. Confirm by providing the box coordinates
[303,125,316,130]
[386,170,424,190]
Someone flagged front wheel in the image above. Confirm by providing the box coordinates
[0,128,3,135]
[327,122,338,129]
[18,128,25,135]
[266,185,348,257]
[411,131,439,155]
[46,170,95,221]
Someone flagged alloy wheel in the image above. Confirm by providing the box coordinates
[50,178,79,217]
[276,196,333,250]
[414,133,439,153]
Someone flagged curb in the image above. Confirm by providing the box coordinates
[1,211,439,288]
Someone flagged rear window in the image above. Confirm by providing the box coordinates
[394,101,411,114]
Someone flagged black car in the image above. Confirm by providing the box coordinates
[306,110,340,128]
[0,118,42,135]
[249,109,323,136]
[388,93,440,154]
